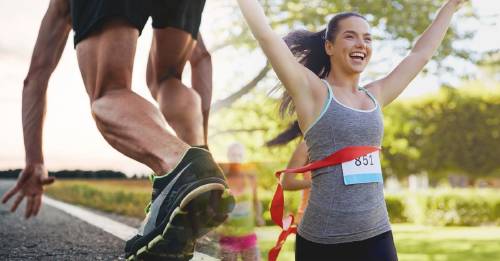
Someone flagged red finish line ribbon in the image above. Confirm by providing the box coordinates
[268,146,380,261]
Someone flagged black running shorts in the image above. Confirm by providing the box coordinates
[70,0,206,46]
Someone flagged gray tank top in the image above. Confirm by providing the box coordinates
[298,79,391,244]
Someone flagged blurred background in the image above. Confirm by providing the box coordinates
[1,0,499,260]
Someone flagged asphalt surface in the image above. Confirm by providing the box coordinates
[0,180,127,260]
[0,180,222,261]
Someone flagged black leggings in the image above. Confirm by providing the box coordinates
[296,231,398,261]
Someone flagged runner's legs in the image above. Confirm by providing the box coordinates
[75,19,189,175]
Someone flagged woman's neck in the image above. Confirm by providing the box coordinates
[327,69,361,93]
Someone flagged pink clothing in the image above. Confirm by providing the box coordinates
[219,233,258,252]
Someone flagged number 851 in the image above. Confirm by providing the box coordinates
[354,155,374,166]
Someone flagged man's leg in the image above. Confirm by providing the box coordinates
[75,19,233,260]
[190,34,213,145]
[76,20,189,175]
[146,27,205,146]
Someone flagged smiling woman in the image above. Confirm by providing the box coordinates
[234,0,467,260]
[279,12,375,116]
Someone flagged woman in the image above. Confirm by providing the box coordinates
[235,0,466,260]
[217,142,265,261]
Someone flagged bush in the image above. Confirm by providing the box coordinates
[422,190,498,226]
[385,195,408,223]
[261,189,500,226]
[494,201,500,225]
[387,189,500,226]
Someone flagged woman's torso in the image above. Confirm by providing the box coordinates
[299,79,391,244]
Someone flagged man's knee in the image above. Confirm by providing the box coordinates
[88,81,131,103]
[147,68,183,97]
[90,92,111,120]
[157,66,183,83]
[160,87,202,119]
[190,47,211,68]
[90,88,127,118]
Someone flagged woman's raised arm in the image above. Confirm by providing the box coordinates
[235,0,317,101]
[368,0,467,106]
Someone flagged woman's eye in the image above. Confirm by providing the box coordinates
[346,35,353,39]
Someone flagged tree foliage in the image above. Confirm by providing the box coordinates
[382,82,500,178]
[209,93,297,163]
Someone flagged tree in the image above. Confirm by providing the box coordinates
[209,93,297,163]
[477,50,500,81]
[382,83,500,179]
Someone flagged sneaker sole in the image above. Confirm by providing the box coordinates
[127,183,234,261]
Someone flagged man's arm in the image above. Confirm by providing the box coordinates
[190,34,212,144]
[1,0,71,219]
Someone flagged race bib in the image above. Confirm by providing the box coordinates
[341,151,383,185]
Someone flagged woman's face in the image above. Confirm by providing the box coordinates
[326,16,372,74]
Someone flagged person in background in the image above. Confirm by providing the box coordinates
[217,142,265,261]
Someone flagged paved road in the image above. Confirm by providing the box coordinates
[0,180,126,260]
[0,180,221,261]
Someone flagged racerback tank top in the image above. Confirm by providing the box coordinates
[298,79,391,244]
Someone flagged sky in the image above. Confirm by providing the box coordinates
[0,0,498,176]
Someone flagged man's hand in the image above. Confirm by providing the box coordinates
[1,164,55,219]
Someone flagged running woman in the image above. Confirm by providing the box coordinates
[235,0,466,260]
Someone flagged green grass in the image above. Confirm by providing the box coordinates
[393,224,500,261]
[255,224,500,261]
[45,179,151,218]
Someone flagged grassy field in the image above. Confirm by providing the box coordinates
[256,224,500,261]
[45,179,151,218]
[45,180,500,260]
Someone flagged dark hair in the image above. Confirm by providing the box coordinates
[265,121,301,147]
[279,12,367,116]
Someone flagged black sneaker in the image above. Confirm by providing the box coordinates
[125,148,235,260]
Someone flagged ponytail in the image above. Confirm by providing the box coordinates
[265,121,302,147]
[279,29,330,116]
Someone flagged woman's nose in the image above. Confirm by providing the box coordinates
[355,38,366,49]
